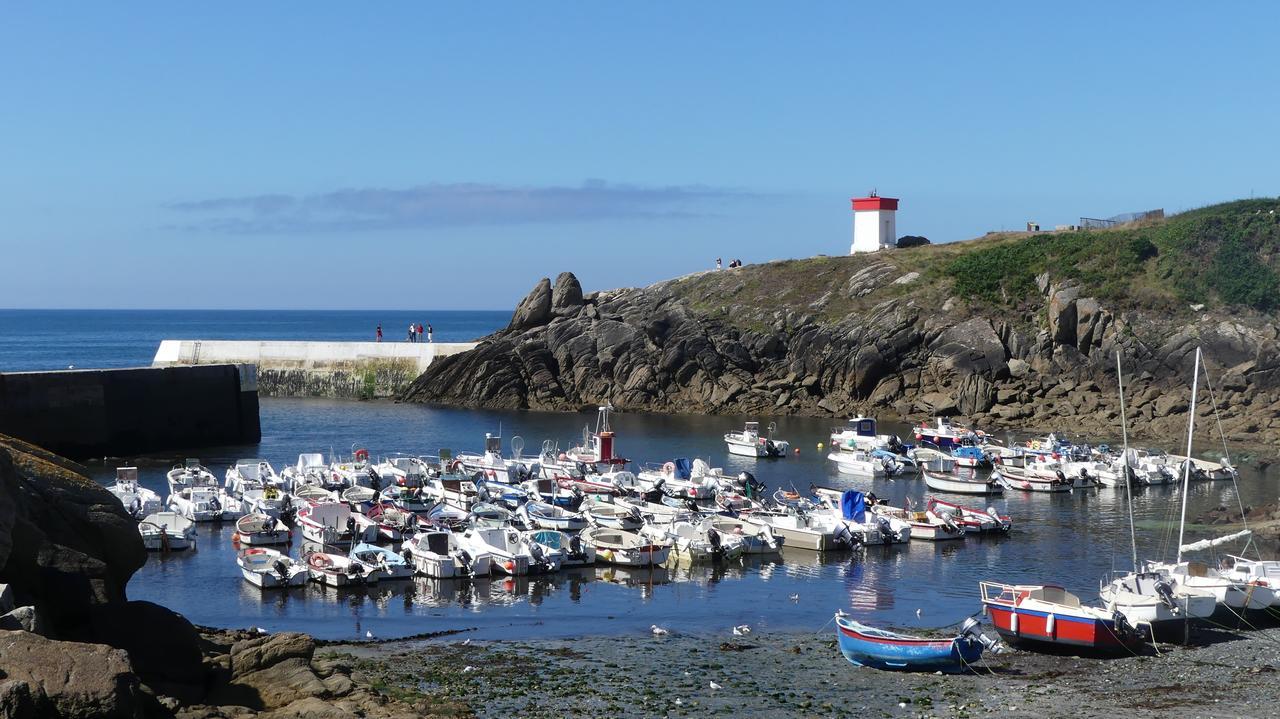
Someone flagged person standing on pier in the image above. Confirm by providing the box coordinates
[427,323,433,343]
[417,323,424,342]
[375,324,382,342]
[408,323,416,342]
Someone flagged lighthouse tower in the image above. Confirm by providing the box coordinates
[850,193,899,254]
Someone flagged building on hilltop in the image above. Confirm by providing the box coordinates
[850,193,898,254]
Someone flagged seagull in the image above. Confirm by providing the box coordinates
[253,626,268,635]
[365,630,374,639]
[462,665,475,673]
[461,638,472,646]
[709,681,723,691]
[675,698,683,706]
[733,624,751,636]
[651,624,669,636]
[916,608,923,618]
[789,593,800,603]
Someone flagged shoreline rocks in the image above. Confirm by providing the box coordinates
[402,267,1280,455]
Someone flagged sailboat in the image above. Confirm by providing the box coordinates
[1100,351,1218,629]
[1143,348,1276,613]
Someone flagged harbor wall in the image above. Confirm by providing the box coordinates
[0,364,260,458]
[151,340,478,399]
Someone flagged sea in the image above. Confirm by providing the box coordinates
[1,309,1274,640]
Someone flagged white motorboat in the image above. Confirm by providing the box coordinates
[296,502,376,547]
[329,447,375,489]
[753,509,845,551]
[830,416,896,452]
[925,497,1011,534]
[1223,556,1280,607]
[225,459,282,496]
[612,495,694,525]
[992,466,1074,493]
[403,530,493,578]
[293,485,339,505]
[239,548,308,588]
[341,485,378,511]
[469,501,515,528]
[363,501,430,543]
[305,550,382,586]
[809,488,913,546]
[724,421,789,458]
[914,417,989,450]
[922,468,1004,495]
[582,498,643,531]
[868,502,965,541]
[138,511,197,551]
[373,454,431,489]
[425,474,480,510]
[166,458,217,494]
[1146,559,1274,611]
[706,515,782,554]
[634,460,717,500]
[240,486,288,519]
[455,433,519,480]
[581,527,671,567]
[167,485,241,522]
[827,449,888,478]
[456,526,541,576]
[644,518,746,562]
[109,467,162,518]
[235,512,292,545]
[518,500,588,532]
[281,452,333,492]
[349,542,414,580]
[525,529,596,567]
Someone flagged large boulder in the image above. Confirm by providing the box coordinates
[0,435,145,637]
[76,601,206,702]
[0,629,144,718]
[550,272,585,315]
[210,632,328,711]
[507,277,553,331]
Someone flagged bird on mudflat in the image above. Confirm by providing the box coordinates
[733,625,751,636]
[651,624,669,636]
[709,681,723,691]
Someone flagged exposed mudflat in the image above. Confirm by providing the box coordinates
[331,621,1280,718]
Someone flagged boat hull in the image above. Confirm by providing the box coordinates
[836,619,981,671]
[923,472,1003,496]
[983,604,1137,653]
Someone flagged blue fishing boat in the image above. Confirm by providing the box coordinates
[834,612,999,671]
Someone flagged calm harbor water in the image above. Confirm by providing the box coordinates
[86,402,1277,641]
[3,309,1274,641]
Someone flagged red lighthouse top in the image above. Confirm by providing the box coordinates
[851,196,899,211]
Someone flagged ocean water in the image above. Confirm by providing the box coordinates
[3,310,1275,641]
[0,309,509,371]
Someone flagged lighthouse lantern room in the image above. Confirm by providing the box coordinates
[850,193,899,254]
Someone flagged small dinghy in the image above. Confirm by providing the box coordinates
[926,497,1010,534]
[403,530,492,578]
[110,467,162,519]
[923,468,1003,496]
[426,501,470,531]
[305,550,381,586]
[341,485,378,513]
[582,499,643,531]
[835,612,1000,671]
[138,511,197,551]
[235,513,292,546]
[293,485,339,505]
[518,500,588,532]
[364,501,430,542]
[239,548,308,588]
[707,516,782,554]
[581,527,671,567]
[645,519,746,562]
[469,501,515,528]
[166,458,217,494]
[349,542,414,580]
[526,529,596,567]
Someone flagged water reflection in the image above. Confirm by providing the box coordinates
[102,399,1280,640]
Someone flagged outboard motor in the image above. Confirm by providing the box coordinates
[273,558,291,583]
[569,534,585,559]
[366,466,381,489]
[707,527,723,557]
[876,515,896,543]
[457,550,473,575]
[129,497,142,519]
[1154,577,1180,613]
[529,541,547,570]
[832,522,857,549]
[208,495,221,512]
[959,617,1003,654]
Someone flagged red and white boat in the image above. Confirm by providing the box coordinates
[926,497,1011,534]
[979,581,1143,653]
[537,405,632,494]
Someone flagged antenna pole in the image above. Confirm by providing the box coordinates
[1117,352,1138,570]
[1176,348,1201,565]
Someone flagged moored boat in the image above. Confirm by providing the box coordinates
[109,467,162,519]
[979,581,1143,653]
[349,542,414,580]
[834,612,999,671]
[403,530,492,578]
[581,527,671,567]
[922,469,1003,496]
[925,497,1010,534]
[138,511,197,551]
[235,512,292,546]
[239,547,308,588]
[725,421,790,458]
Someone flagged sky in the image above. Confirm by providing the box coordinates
[2,3,1279,310]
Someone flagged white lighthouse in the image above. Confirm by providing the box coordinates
[850,193,898,254]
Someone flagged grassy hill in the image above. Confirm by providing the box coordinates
[668,197,1280,329]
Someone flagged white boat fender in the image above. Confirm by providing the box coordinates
[1009,610,1018,634]
[1045,613,1055,638]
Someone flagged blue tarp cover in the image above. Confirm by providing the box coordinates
[674,458,692,480]
[841,490,866,523]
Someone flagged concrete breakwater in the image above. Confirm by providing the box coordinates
[152,339,477,398]
[0,364,260,458]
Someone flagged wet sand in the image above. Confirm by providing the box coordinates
[328,622,1280,718]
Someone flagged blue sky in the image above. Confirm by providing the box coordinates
[2,3,1277,310]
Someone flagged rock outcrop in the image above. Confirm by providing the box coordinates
[403,264,1280,451]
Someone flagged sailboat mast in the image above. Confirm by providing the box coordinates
[1116,351,1138,571]
[1176,347,1201,565]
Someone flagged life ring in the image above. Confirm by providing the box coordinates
[308,553,333,569]
[450,459,465,472]
[662,461,676,474]
[245,548,267,556]
[1030,440,1041,450]
[354,448,370,462]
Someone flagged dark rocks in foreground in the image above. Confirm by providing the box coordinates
[402,266,1280,451]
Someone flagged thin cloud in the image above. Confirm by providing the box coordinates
[165,180,757,233]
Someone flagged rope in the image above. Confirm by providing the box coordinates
[1202,366,1252,557]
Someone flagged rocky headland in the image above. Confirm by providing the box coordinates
[404,199,1280,454]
